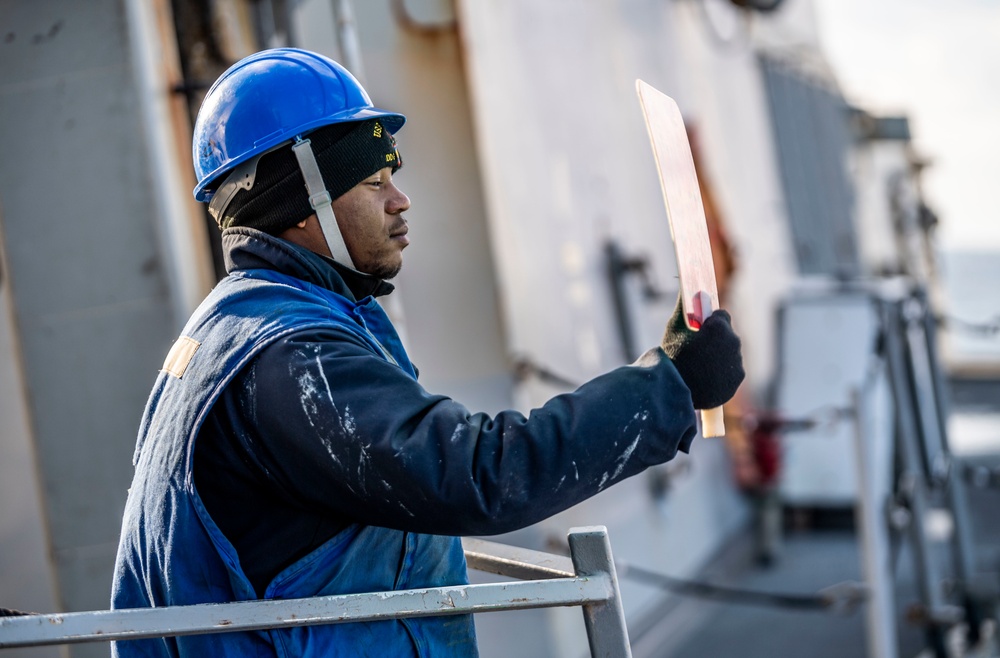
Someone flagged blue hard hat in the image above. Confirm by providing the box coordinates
[192,48,405,201]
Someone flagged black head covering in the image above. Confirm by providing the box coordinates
[219,118,402,233]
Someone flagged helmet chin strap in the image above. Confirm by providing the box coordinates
[291,137,357,270]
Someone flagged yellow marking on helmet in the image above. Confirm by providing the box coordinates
[373,123,383,138]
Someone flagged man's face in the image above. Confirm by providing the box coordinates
[333,167,411,279]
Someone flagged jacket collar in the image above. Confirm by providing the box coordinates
[221,227,395,302]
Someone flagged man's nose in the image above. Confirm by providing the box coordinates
[388,184,410,214]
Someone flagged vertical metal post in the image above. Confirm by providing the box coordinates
[331,0,367,83]
[903,297,948,480]
[568,526,632,658]
[605,241,640,363]
[911,289,982,642]
[850,385,898,658]
[883,299,950,656]
[124,0,214,321]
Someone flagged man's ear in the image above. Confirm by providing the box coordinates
[276,215,333,259]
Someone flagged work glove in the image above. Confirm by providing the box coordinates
[661,297,745,410]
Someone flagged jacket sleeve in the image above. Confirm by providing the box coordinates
[239,326,698,536]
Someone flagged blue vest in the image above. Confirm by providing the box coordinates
[112,269,477,657]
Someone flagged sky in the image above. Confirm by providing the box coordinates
[812,0,1000,252]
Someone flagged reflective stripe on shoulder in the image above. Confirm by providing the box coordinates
[161,336,201,379]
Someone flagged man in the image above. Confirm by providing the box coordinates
[111,48,744,657]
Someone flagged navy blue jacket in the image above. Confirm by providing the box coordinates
[114,228,698,656]
[196,229,698,590]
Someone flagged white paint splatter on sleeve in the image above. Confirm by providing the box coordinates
[610,431,642,481]
[296,368,321,427]
[342,405,356,437]
[313,351,346,435]
[597,472,610,491]
[292,348,347,469]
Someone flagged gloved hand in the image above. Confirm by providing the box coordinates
[661,297,745,409]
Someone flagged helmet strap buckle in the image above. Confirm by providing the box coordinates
[308,191,333,209]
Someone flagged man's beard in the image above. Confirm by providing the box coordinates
[367,260,402,280]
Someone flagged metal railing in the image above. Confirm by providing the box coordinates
[0,525,631,657]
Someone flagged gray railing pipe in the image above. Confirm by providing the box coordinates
[0,526,631,657]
